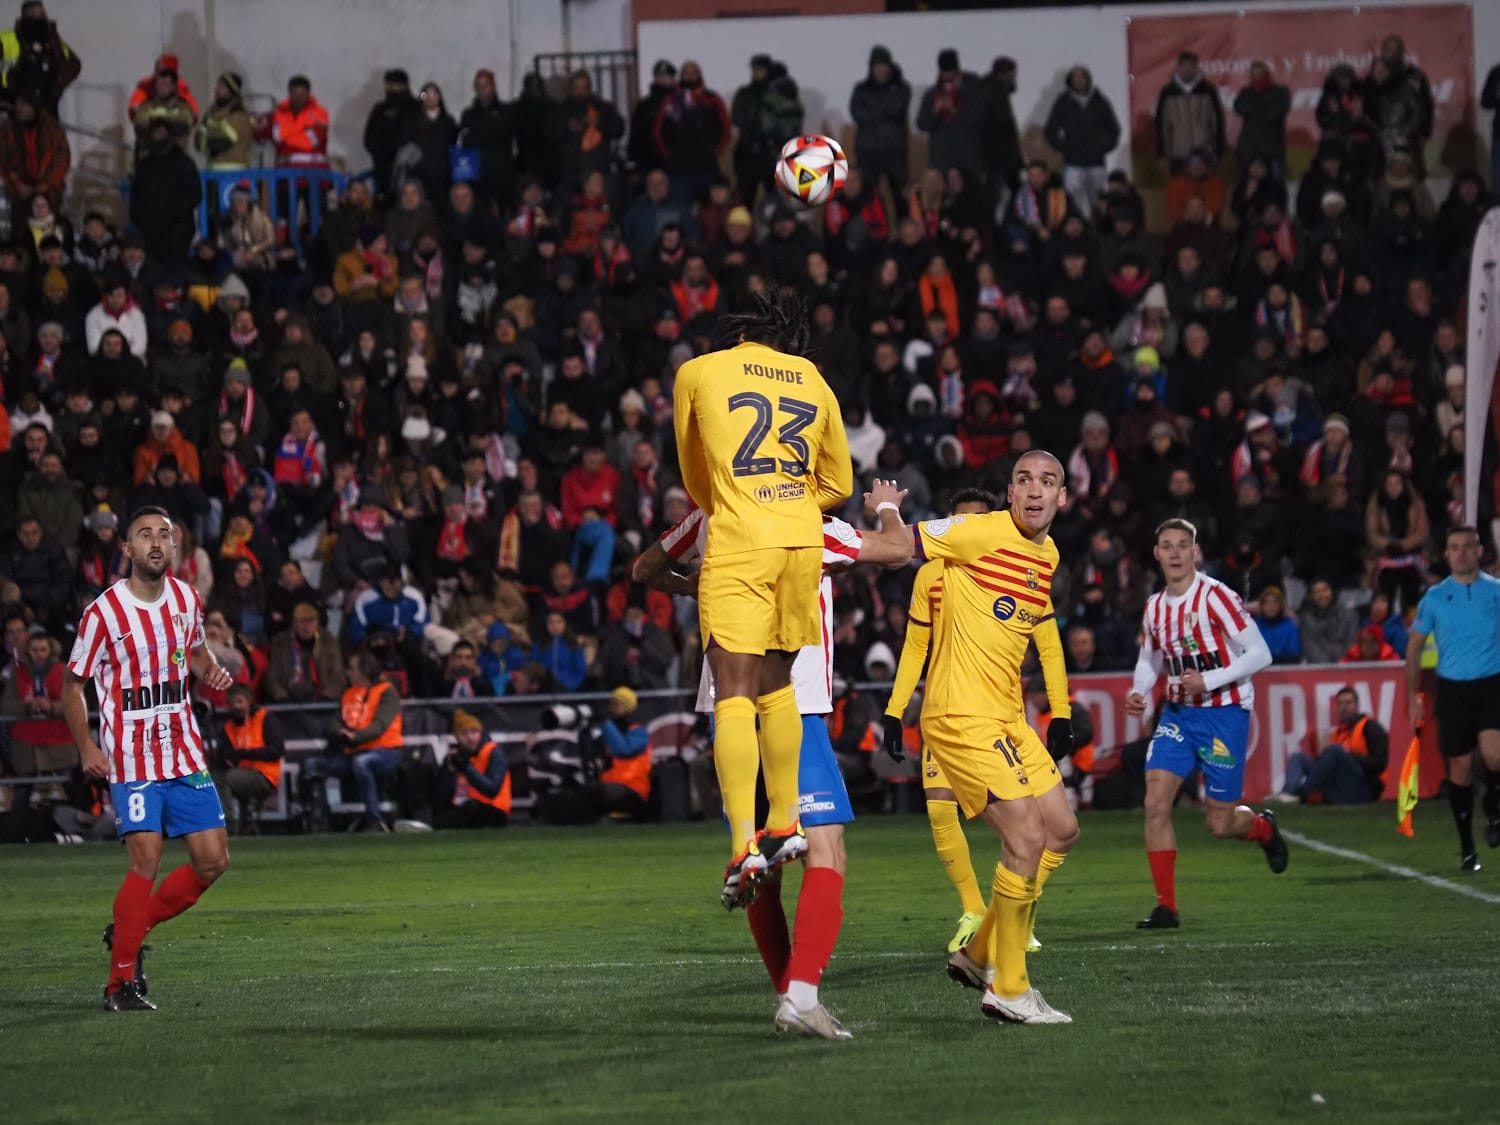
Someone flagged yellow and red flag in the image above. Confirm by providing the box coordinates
[1396,702,1422,837]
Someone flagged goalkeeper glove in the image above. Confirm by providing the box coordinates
[1046,716,1074,762]
[881,715,906,763]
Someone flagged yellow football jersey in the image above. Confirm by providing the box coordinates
[912,511,1069,722]
[886,558,945,719]
[673,341,851,558]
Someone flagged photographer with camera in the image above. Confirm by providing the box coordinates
[598,687,652,820]
[435,711,511,829]
[531,687,651,824]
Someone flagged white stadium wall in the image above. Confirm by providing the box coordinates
[638,0,1500,180]
[41,0,631,192]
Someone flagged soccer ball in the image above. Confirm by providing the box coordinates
[775,134,849,207]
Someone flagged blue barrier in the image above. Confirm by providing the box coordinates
[197,167,349,255]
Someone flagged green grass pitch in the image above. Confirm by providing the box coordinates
[2,805,1497,1124]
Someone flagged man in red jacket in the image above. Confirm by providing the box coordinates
[1,633,75,807]
[561,444,621,530]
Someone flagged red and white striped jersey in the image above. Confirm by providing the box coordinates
[660,508,862,715]
[1138,573,1256,709]
[67,577,208,783]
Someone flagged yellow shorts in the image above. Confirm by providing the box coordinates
[919,737,954,793]
[921,713,1061,818]
[699,546,821,655]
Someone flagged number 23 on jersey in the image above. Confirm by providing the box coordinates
[729,392,819,477]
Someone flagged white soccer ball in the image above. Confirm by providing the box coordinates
[775,133,849,208]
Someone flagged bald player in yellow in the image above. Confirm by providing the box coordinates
[883,488,1001,955]
[673,289,852,907]
[870,451,1080,1024]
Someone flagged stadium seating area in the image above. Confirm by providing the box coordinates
[0,9,1496,805]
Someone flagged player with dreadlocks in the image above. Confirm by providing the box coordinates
[673,287,853,906]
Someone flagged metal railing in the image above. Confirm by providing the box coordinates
[533,49,641,115]
[197,168,348,255]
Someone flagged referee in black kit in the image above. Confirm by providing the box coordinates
[1404,526,1500,873]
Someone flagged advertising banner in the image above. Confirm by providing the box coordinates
[1125,4,1476,178]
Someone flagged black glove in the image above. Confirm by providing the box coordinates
[1046,716,1074,762]
[881,714,906,763]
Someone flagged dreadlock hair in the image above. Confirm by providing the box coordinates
[716,285,811,357]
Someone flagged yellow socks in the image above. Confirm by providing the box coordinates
[988,862,1039,999]
[756,685,802,830]
[1026,848,1067,934]
[714,697,759,854]
[927,799,985,916]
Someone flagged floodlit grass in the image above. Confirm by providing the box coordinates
[2,804,1496,1123]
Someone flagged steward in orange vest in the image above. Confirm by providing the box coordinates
[600,686,651,817]
[1277,687,1389,805]
[217,682,284,832]
[322,651,407,831]
[437,710,511,829]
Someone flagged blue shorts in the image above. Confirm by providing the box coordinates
[796,715,854,829]
[111,772,226,839]
[1145,703,1252,803]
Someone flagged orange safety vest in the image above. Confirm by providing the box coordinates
[601,727,652,799]
[341,681,403,750]
[1329,715,1382,784]
[225,709,281,787]
[463,741,513,813]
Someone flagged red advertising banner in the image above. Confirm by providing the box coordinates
[1066,662,1442,803]
[1125,4,1476,178]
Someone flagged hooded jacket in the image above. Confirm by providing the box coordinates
[849,48,911,156]
[1044,75,1121,167]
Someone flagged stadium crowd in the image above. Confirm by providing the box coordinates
[1,1,1499,796]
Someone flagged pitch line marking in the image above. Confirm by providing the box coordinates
[1283,830,1500,905]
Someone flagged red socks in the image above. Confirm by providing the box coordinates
[1147,849,1177,913]
[786,868,845,990]
[145,865,212,929]
[746,882,791,992]
[109,872,154,987]
[1242,814,1273,845]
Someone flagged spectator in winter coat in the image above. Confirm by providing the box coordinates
[1,517,71,627]
[194,73,255,171]
[16,448,81,548]
[84,269,147,357]
[1341,624,1400,664]
[1373,35,1433,156]
[1044,66,1121,218]
[1298,577,1358,664]
[1254,586,1302,664]
[1233,61,1290,179]
[1154,52,1224,171]
[630,60,676,173]
[333,485,412,593]
[561,444,621,530]
[916,48,985,177]
[1,3,81,115]
[131,66,196,156]
[132,411,201,485]
[531,611,589,693]
[553,69,625,195]
[731,54,803,201]
[957,381,1009,470]
[849,45,911,195]
[1482,61,1500,193]
[594,598,675,691]
[458,69,515,209]
[0,91,69,211]
[402,83,459,205]
[128,120,202,267]
[980,56,1022,198]
[350,568,428,645]
[653,61,730,206]
[264,602,345,702]
[363,68,420,198]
